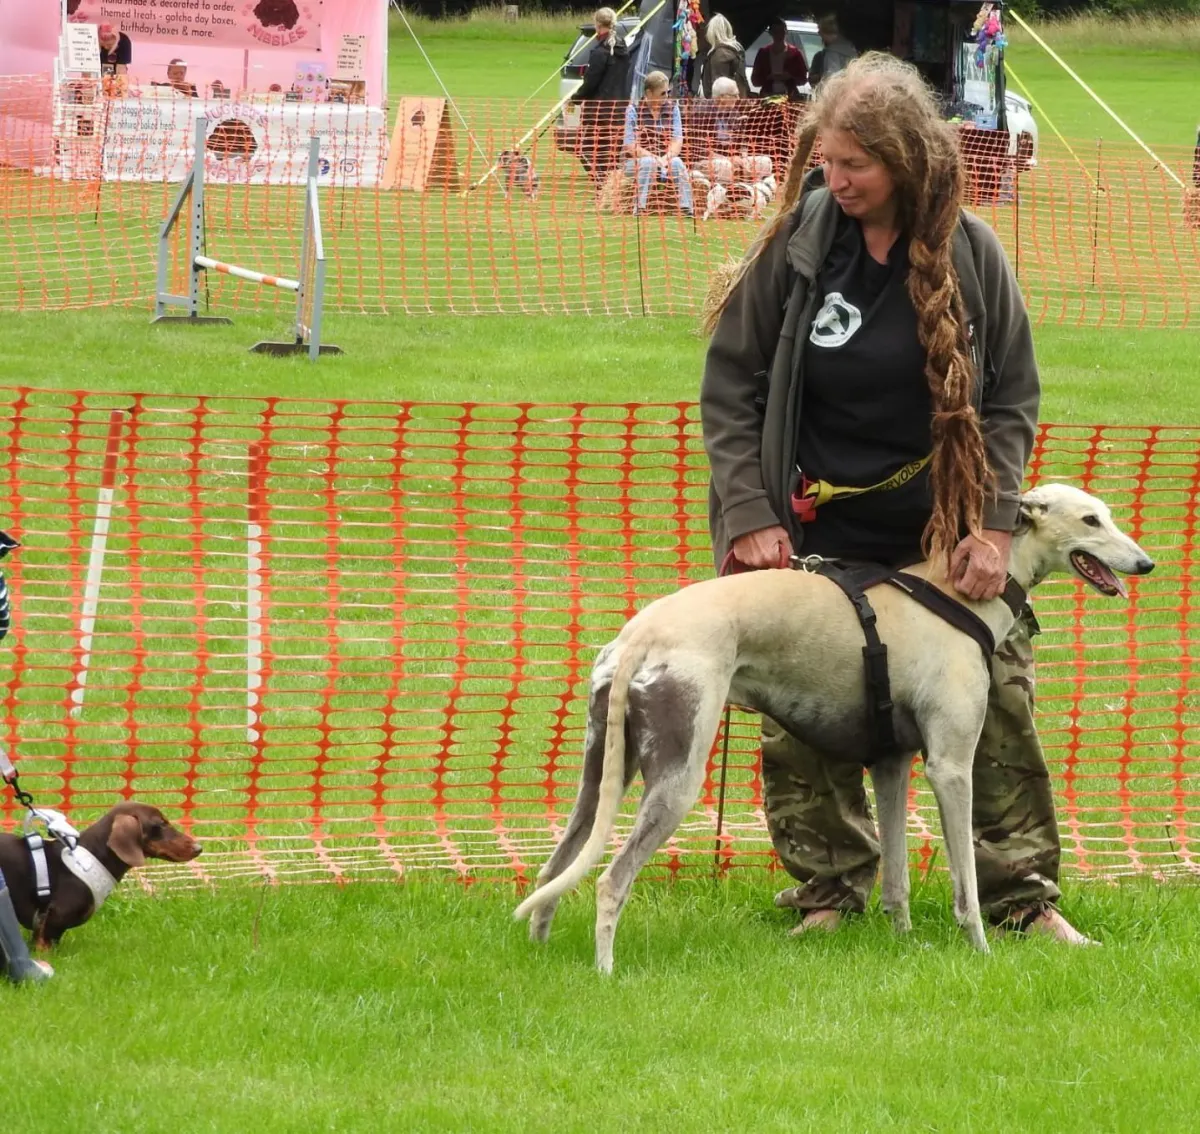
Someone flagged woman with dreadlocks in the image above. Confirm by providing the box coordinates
[701,53,1091,944]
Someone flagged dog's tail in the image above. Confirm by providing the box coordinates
[512,635,650,921]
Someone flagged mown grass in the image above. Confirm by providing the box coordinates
[4,307,1198,414]
[1004,16,1200,149]
[388,7,581,103]
[6,155,1197,326]
[393,5,589,43]
[4,877,1200,1131]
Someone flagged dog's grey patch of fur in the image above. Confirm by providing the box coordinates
[625,666,701,783]
[736,680,924,761]
[525,668,700,948]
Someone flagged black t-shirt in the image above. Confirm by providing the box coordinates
[99,33,132,75]
[795,211,933,564]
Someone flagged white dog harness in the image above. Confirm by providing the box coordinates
[22,808,116,913]
[60,844,118,912]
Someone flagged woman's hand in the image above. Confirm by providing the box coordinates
[950,529,1012,601]
[731,525,794,570]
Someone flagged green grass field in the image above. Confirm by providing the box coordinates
[3,311,1200,1131]
[5,308,1198,417]
[5,878,1200,1131]
[1,13,1200,1132]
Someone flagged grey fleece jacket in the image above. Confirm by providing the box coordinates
[701,185,1040,567]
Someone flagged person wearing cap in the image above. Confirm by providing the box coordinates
[97,23,132,77]
[155,59,198,97]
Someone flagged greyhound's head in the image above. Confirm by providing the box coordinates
[1011,483,1155,596]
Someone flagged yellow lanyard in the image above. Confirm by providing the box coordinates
[797,453,931,510]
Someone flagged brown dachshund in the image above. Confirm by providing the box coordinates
[0,801,202,948]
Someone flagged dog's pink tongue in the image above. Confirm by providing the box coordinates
[1096,558,1127,597]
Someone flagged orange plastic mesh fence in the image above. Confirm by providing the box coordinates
[0,387,1196,887]
[2,82,1198,325]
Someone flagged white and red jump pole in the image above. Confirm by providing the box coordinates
[245,444,267,746]
[69,409,127,716]
[152,117,341,361]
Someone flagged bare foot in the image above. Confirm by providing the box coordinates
[1002,905,1099,946]
[788,908,843,937]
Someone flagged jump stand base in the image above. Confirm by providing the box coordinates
[250,340,344,357]
[151,315,234,326]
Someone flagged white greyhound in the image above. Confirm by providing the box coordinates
[513,484,1155,972]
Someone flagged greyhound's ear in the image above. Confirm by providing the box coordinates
[1015,496,1047,533]
[107,813,146,868]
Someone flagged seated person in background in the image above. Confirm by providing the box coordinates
[152,59,198,97]
[97,24,132,77]
[210,79,231,99]
[750,17,807,100]
[622,70,694,216]
[690,77,775,220]
[691,76,765,183]
[808,14,858,87]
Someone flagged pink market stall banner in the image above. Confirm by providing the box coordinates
[67,0,322,51]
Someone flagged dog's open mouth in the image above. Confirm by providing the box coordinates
[1070,551,1126,597]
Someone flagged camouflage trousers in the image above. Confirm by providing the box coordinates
[765,608,1062,921]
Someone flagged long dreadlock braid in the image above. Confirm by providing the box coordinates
[704,52,991,562]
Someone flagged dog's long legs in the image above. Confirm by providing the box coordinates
[924,739,989,953]
[527,685,638,944]
[870,754,914,934]
[593,684,722,974]
[593,764,709,975]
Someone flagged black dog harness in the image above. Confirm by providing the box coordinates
[792,555,1027,762]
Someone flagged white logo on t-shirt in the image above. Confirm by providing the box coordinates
[809,292,862,348]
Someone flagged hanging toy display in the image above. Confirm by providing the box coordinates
[971,3,1007,70]
[673,0,704,95]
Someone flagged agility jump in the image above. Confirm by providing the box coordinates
[152,118,342,361]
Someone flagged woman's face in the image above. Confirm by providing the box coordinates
[821,129,897,223]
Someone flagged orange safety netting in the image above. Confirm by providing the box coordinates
[2,79,1199,326]
[0,387,1197,887]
